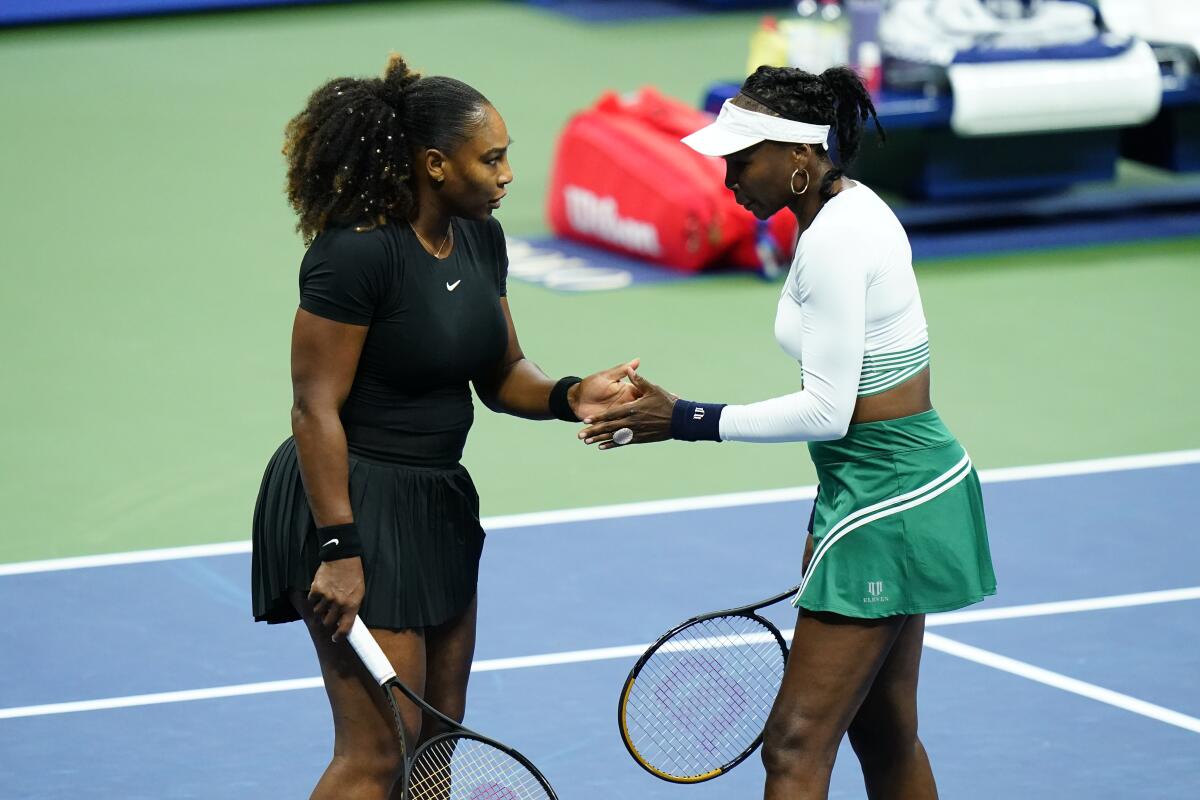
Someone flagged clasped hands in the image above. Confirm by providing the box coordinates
[569,359,677,451]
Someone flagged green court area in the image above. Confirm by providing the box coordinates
[2,1,1197,563]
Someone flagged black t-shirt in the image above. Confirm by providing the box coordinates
[298,217,510,465]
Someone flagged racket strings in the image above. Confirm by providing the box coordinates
[624,615,786,778]
[629,662,766,768]
[634,631,773,750]
[407,735,552,800]
[628,629,781,772]
[630,649,776,768]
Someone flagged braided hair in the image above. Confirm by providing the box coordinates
[283,54,491,244]
[739,65,885,201]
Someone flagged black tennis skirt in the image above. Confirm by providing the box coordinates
[251,437,485,629]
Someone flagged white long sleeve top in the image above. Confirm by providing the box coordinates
[719,183,930,443]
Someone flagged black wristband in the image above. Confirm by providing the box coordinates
[549,376,582,422]
[317,522,363,562]
[670,399,726,442]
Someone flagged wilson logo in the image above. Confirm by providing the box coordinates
[563,186,662,257]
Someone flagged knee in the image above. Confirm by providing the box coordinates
[760,713,840,777]
[334,725,408,786]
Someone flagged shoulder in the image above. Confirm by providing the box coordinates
[455,216,509,279]
[821,182,896,222]
[315,222,395,254]
[454,215,506,249]
[298,224,403,323]
[805,187,905,266]
[798,218,860,266]
[789,215,874,306]
[832,184,906,240]
[303,224,394,272]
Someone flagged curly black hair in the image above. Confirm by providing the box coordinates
[739,65,885,200]
[282,54,491,244]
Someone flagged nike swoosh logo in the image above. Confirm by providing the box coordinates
[322,538,339,548]
[446,280,462,292]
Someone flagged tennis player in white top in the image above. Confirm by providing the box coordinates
[580,66,995,800]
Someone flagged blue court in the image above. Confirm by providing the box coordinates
[2,454,1198,799]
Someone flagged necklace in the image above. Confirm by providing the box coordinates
[410,221,453,258]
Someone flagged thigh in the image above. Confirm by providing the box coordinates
[849,614,925,740]
[420,594,478,739]
[769,610,907,744]
[292,590,428,747]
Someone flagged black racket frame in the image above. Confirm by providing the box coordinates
[381,673,560,800]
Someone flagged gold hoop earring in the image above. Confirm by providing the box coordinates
[790,168,810,196]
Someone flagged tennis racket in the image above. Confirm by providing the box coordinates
[617,584,800,783]
[348,618,559,800]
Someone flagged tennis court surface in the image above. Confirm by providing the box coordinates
[3,451,1197,799]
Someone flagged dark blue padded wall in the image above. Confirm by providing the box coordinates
[0,0,333,26]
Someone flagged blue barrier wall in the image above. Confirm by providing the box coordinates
[0,0,339,26]
[3,0,792,27]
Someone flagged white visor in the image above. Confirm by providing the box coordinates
[681,99,830,156]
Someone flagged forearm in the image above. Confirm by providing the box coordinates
[718,389,850,443]
[290,406,353,526]
[673,371,853,444]
[479,358,577,420]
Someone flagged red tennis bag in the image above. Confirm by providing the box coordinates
[546,87,797,272]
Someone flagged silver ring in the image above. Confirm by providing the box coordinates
[613,427,634,446]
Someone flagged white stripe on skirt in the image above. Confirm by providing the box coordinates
[793,452,973,606]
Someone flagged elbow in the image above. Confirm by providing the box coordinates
[290,401,307,432]
[290,394,337,434]
[290,401,311,435]
[812,420,850,441]
[473,381,501,414]
[474,358,523,415]
[811,403,853,441]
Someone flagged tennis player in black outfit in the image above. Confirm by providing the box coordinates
[251,55,639,799]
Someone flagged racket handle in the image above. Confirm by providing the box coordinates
[348,616,397,686]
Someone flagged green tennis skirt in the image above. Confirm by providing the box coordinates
[793,410,996,618]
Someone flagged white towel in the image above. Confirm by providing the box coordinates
[882,0,1100,65]
[1098,0,1200,56]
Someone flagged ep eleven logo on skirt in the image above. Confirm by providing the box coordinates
[863,581,889,604]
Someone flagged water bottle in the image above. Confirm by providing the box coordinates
[747,15,789,76]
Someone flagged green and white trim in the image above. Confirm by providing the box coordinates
[858,341,930,397]
[792,450,974,607]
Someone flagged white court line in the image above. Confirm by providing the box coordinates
[3,585,1197,721]
[923,633,1200,734]
[926,586,1200,626]
[3,448,1198,577]
[0,678,326,720]
[0,541,252,577]
[0,646,656,721]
